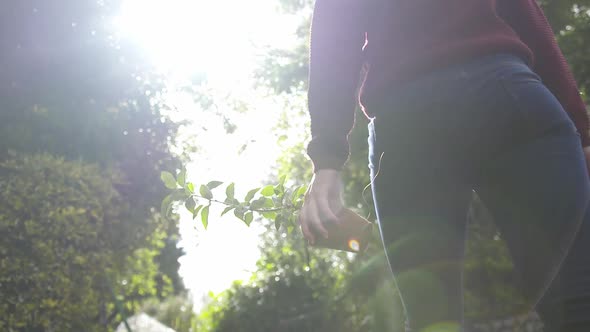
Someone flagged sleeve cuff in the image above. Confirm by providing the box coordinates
[306,136,350,173]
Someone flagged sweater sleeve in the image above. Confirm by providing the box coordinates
[497,0,590,146]
[306,0,368,172]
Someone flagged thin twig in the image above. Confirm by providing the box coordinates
[189,194,295,213]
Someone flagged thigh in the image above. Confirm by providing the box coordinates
[536,208,590,332]
[474,75,590,312]
[369,119,472,331]
[368,115,473,266]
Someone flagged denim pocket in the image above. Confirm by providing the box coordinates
[499,65,580,141]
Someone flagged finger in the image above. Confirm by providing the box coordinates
[318,197,340,226]
[309,198,329,239]
[299,206,315,245]
[328,194,344,213]
[329,198,345,224]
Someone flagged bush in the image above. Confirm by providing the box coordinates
[0,153,157,331]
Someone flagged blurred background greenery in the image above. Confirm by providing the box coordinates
[1,0,589,331]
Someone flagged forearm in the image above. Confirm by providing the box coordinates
[307,0,367,171]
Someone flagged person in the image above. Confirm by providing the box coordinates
[298,0,590,331]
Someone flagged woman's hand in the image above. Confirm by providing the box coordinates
[299,169,344,245]
[584,146,590,176]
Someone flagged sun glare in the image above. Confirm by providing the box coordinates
[114,0,293,80]
[114,0,303,311]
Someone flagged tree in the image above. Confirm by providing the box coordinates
[0,1,188,329]
[190,1,590,330]
[197,222,373,332]
[0,153,170,331]
[141,295,199,332]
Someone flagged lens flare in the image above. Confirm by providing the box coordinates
[348,239,360,252]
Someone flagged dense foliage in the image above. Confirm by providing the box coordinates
[190,1,590,331]
[0,1,185,330]
[0,154,170,331]
[2,0,589,331]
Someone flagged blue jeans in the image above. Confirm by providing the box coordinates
[368,54,590,332]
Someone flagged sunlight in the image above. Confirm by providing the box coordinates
[114,0,294,80]
[114,0,302,311]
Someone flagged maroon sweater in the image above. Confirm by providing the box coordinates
[307,0,590,172]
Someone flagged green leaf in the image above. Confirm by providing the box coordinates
[279,174,287,186]
[187,182,195,193]
[274,183,284,195]
[250,197,265,210]
[262,211,277,220]
[185,197,196,213]
[221,206,234,216]
[161,171,178,189]
[292,185,308,203]
[193,205,203,220]
[275,218,281,231]
[264,198,274,208]
[207,181,224,190]
[177,168,186,186]
[161,194,173,217]
[295,200,304,209]
[261,185,275,197]
[296,185,308,198]
[226,183,235,200]
[201,205,210,229]
[171,189,188,201]
[244,188,260,203]
[244,211,254,226]
[200,185,213,200]
[272,195,283,207]
[234,208,245,221]
[290,189,298,203]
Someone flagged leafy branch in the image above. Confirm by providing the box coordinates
[160,169,307,232]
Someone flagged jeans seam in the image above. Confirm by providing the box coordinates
[499,72,581,145]
[498,72,532,137]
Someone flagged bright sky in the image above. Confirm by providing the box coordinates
[114,0,303,311]
[114,0,299,80]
